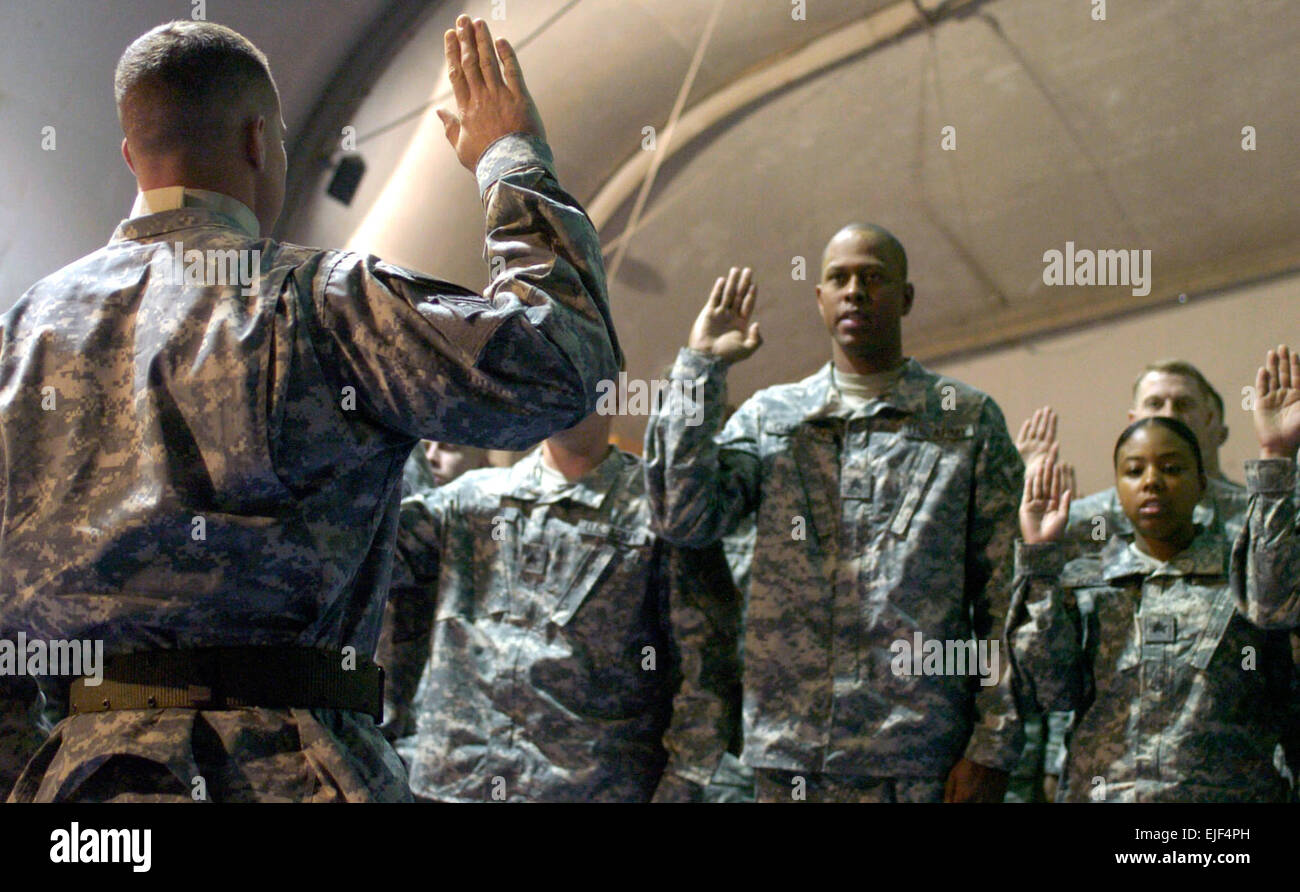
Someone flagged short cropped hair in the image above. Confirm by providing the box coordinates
[115,21,278,156]
[1131,359,1224,421]
[824,223,908,280]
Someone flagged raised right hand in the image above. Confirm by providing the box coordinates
[1016,406,1058,476]
[688,267,762,364]
[1019,444,1073,545]
[436,16,546,171]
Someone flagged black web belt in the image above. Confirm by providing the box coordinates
[68,647,384,724]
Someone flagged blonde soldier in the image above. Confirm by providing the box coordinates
[0,17,619,802]
[645,225,1025,802]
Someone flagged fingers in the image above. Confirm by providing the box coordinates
[1256,364,1270,402]
[744,321,762,352]
[1031,406,1056,441]
[444,29,470,108]
[1016,416,1032,445]
[720,267,741,313]
[472,18,504,89]
[705,276,725,314]
[456,16,486,94]
[496,37,527,95]
[738,277,758,319]
[1029,407,1046,440]
[1059,462,1075,514]
[1063,463,1079,500]
[1264,347,1280,397]
[1278,344,1294,392]
[735,267,755,318]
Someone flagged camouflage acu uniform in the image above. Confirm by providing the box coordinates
[0,133,621,802]
[1007,476,1254,800]
[1027,476,1255,785]
[0,676,44,800]
[380,447,737,802]
[702,515,756,802]
[644,349,1025,801]
[1008,459,1299,802]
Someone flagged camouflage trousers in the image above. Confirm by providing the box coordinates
[754,769,945,803]
[0,676,47,801]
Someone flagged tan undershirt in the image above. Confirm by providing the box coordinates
[832,363,906,412]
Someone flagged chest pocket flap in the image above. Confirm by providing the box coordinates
[889,441,941,537]
[473,506,522,620]
[1186,580,1237,671]
[550,520,651,627]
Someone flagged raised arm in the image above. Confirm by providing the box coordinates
[1232,345,1300,629]
[306,17,620,450]
[644,268,762,546]
[1006,448,1086,718]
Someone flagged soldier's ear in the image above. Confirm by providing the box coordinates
[121,138,137,176]
[901,283,915,316]
[245,115,268,171]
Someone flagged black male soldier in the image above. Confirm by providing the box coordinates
[645,224,1025,802]
[0,17,619,802]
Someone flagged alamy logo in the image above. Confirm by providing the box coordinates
[50,823,151,872]
[1042,241,1151,297]
[0,634,104,685]
[595,372,703,426]
[889,633,1000,687]
[164,242,261,296]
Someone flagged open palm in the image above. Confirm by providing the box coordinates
[1019,445,1074,545]
[1254,345,1300,459]
[688,266,761,364]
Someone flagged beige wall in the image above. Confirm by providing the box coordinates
[933,270,1300,495]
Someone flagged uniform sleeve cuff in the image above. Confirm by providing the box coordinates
[475,132,556,199]
[1015,540,1065,577]
[1244,458,1296,495]
[673,346,727,381]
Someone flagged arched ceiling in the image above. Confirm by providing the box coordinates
[281,0,1298,447]
[4,0,1296,453]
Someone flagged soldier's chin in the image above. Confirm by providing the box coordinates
[1132,516,1182,542]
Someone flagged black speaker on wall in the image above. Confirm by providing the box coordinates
[327,154,367,205]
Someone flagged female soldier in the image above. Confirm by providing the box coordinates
[1009,347,1300,802]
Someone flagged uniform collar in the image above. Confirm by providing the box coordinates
[802,357,930,423]
[125,187,260,239]
[1101,525,1226,583]
[503,447,627,508]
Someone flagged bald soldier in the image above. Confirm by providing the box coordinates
[645,224,1025,802]
[0,17,619,802]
